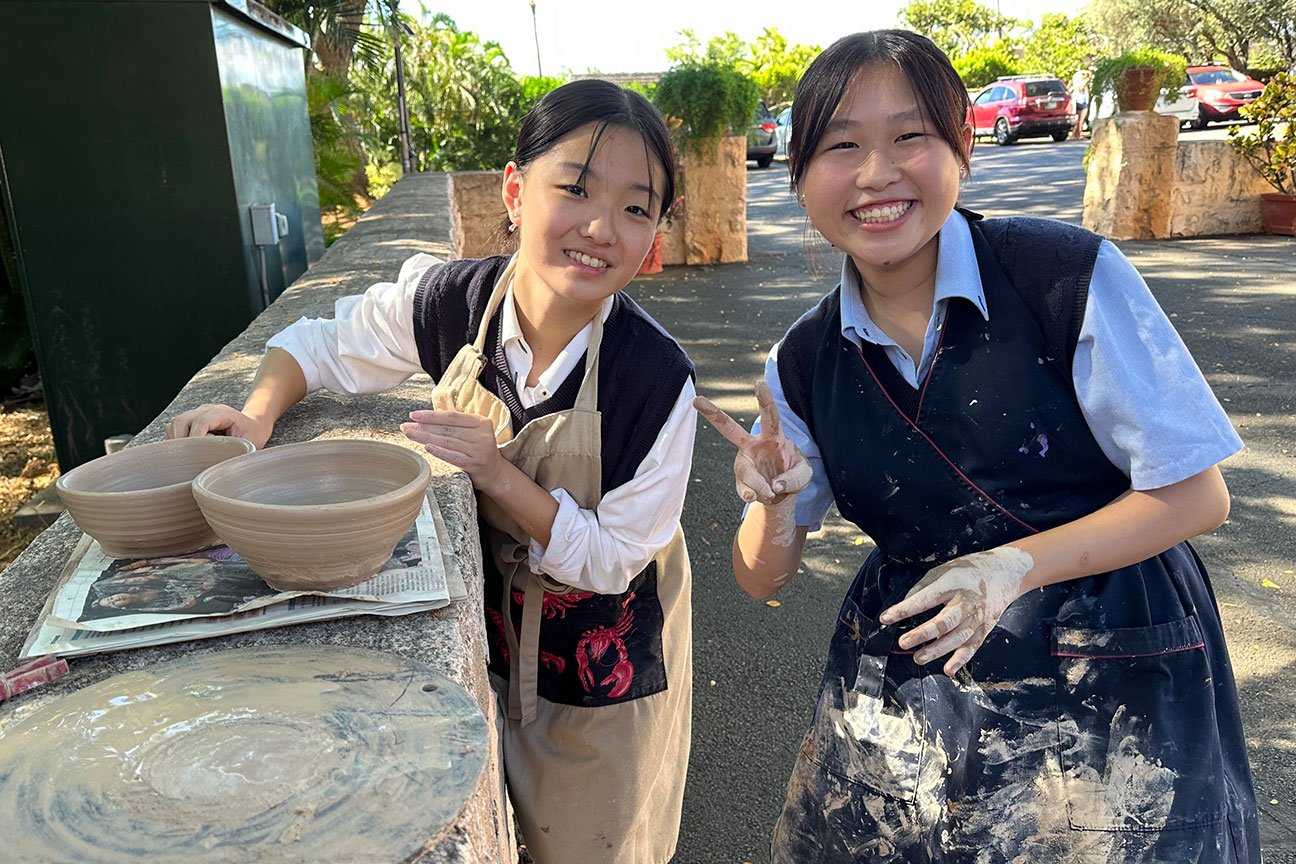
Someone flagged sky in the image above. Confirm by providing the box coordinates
[422,0,1091,78]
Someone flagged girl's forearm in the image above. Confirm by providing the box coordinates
[476,459,560,547]
[1013,465,1230,593]
[734,496,809,599]
[240,348,309,427]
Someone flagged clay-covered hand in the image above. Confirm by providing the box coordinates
[694,380,812,506]
[166,404,273,449]
[402,409,505,490]
[879,546,1035,677]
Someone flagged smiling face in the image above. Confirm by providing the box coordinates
[799,64,970,288]
[503,122,664,313]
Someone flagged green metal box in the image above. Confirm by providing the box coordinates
[0,0,324,469]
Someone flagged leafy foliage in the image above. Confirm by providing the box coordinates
[899,0,1019,56]
[307,72,365,213]
[349,14,533,174]
[953,45,1022,88]
[653,62,760,152]
[664,28,819,113]
[1019,13,1098,82]
[1230,72,1296,194]
[1086,0,1296,73]
[1091,49,1187,113]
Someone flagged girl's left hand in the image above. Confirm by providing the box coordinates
[402,409,504,490]
[879,546,1035,677]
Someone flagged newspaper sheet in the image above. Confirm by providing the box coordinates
[20,494,468,660]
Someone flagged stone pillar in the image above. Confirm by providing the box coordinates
[658,136,748,266]
[448,171,510,259]
[1082,113,1178,240]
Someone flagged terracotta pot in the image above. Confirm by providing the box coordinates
[192,439,430,592]
[55,436,256,558]
[637,233,665,275]
[1260,192,1296,236]
[1118,67,1159,112]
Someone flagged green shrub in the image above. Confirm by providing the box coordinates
[954,46,1022,89]
[1230,72,1296,195]
[653,62,760,154]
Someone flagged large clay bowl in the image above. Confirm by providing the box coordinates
[191,439,430,592]
[55,436,256,559]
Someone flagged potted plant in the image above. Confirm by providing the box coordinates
[1229,72,1296,235]
[651,62,760,265]
[1091,49,1187,114]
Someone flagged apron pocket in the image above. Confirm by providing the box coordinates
[1052,614,1227,832]
[803,595,926,803]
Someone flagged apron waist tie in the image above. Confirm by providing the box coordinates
[501,560,545,726]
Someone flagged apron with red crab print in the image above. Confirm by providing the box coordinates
[429,257,692,864]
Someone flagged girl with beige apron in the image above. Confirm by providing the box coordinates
[430,257,692,864]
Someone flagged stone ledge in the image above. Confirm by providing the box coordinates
[0,173,515,863]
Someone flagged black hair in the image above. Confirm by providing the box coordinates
[512,79,677,224]
[788,30,972,193]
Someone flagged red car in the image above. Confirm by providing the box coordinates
[1184,65,1265,127]
[970,76,1076,145]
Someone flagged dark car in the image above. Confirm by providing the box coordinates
[970,76,1076,145]
[1185,65,1264,127]
[747,101,777,168]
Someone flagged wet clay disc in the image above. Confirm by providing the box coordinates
[0,646,489,863]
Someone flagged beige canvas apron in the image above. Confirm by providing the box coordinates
[430,259,692,864]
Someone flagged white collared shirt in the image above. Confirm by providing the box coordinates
[758,211,1244,529]
[268,254,696,594]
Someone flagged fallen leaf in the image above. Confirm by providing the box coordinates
[766,599,782,608]
[854,536,867,546]
[1262,579,1281,590]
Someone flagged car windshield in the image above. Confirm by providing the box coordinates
[1189,69,1247,85]
[1024,81,1066,97]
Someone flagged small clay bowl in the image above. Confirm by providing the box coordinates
[191,439,431,592]
[55,436,257,559]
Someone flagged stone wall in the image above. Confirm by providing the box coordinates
[0,174,515,864]
[1168,140,1270,237]
[1083,113,1270,239]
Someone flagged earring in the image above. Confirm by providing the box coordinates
[507,222,518,234]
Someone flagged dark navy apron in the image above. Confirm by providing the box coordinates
[770,219,1260,863]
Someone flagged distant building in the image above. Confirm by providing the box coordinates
[570,72,662,87]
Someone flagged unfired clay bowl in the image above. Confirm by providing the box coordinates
[191,439,431,592]
[55,436,257,559]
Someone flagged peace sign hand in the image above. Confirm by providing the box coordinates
[694,380,812,506]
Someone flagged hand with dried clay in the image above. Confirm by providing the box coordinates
[401,409,506,490]
[693,380,812,506]
[879,546,1035,677]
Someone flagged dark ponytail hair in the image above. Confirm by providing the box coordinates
[788,30,972,193]
[512,79,677,224]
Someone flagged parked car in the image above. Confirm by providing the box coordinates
[1086,84,1200,129]
[774,106,792,158]
[970,75,1076,145]
[1184,65,1264,127]
[747,101,777,168]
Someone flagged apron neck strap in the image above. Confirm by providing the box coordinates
[474,255,606,414]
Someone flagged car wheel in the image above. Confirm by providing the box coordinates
[1192,109,1209,130]
[994,118,1016,146]
[1051,131,1068,142]
[756,155,773,168]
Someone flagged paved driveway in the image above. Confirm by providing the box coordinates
[631,139,1296,863]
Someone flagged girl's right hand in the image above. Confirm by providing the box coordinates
[166,404,273,449]
[693,380,812,505]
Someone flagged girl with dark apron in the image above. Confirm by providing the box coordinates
[696,31,1260,863]
[168,80,695,864]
